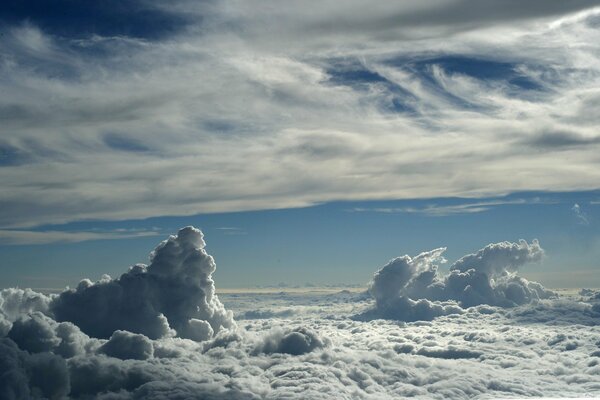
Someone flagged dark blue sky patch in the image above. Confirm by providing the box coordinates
[326,61,418,114]
[408,56,542,91]
[0,0,192,40]
[326,67,389,86]
[103,133,150,152]
[381,54,549,111]
[0,143,29,166]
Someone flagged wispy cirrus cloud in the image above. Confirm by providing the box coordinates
[571,203,590,225]
[348,198,553,216]
[1,1,599,229]
[0,228,160,245]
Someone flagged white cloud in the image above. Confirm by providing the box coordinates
[0,228,160,245]
[1,228,600,398]
[347,198,554,216]
[362,240,553,320]
[254,326,328,355]
[572,203,590,225]
[1,3,600,228]
[98,330,154,360]
[50,227,235,340]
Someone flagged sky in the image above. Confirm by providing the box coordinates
[1,0,600,289]
[2,3,600,398]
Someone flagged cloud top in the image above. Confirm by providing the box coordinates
[449,239,544,277]
[51,226,235,340]
[365,240,553,320]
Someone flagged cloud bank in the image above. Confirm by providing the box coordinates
[1,228,599,398]
[363,240,555,321]
[1,1,600,229]
[51,226,235,340]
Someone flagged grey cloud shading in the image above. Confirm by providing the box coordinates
[0,338,70,400]
[239,308,296,320]
[6,311,93,359]
[102,133,151,153]
[98,330,154,360]
[51,226,235,340]
[8,312,61,354]
[522,130,600,149]
[361,240,554,321]
[307,1,600,34]
[66,355,156,398]
[416,346,483,360]
[255,327,327,355]
[356,295,464,322]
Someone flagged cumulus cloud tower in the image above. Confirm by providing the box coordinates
[51,226,235,340]
[364,240,554,321]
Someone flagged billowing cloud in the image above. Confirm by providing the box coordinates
[0,287,51,322]
[449,239,544,276]
[0,229,599,398]
[254,327,328,355]
[363,240,554,320]
[0,338,70,400]
[51,226,235,340]
[98,330,154,360]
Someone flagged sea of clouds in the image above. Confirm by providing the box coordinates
[1,227,600,399]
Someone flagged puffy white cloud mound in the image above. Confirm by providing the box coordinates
[357,295,464,322]
[98,330,154,360]
[449,239,544,277]
[2,229,598,399]
[369,248,447,308]
[255,327,328,355]
[51,226,235,340]
[0,288,51,323]
[365,240,554,320]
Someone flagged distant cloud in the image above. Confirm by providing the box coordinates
[572,203,590,225]
[254,327,328,355]
[0,228,160,245]
[50,227,235,340]
[522,131,600,150]
[360,240,553,321]
[348,198,551,216]
[1,228,600,398]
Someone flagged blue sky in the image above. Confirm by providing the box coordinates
[1,190,598,289]
[1,1,600,289]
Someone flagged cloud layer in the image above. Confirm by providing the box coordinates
[1,1,600,230]
[363,240,554,321]
[0,228,599,398]
[51,226,235,340]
